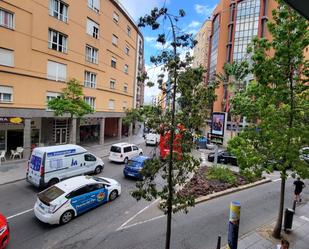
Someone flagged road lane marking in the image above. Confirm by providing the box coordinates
[116,199,160,231]
[7,208,33,220]
[300,216,309,222]
[273,178,281,182]
[119,215,165,231]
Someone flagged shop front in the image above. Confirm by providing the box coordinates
[80,118,100,144]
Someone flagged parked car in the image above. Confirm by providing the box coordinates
[34,175,121,225]
[0,213,9,249]
[27,144,104,188]
[300,147,309,164]
[207,150,238,166]
[109,143,143,164]
[145,132,160,146]
[123,156,150,180]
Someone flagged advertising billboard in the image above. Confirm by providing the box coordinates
[211,112,226,136]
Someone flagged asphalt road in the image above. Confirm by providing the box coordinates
[0,144,303,249]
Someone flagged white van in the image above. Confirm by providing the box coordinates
[145,132,160,146]
[26,144,104,188]
[109,143,143,164]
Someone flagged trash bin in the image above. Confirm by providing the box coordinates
[284,208,294,231]
[197,137,208,149]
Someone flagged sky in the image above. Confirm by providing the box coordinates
[118,0,219,104]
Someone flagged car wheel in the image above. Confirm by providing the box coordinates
[60,210,74,225]
[109,190,118,201]
[48,178,59,187]
[94,165,103,175]
[139,152,143,156]
[124,157,129,164]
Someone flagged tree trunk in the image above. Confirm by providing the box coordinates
[165,14,177,249]
[272,173,286,238]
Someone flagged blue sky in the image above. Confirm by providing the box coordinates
[119,0,219,103]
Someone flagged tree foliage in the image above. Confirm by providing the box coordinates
[227,0,309,238]
[130,6,217,249]
[48,78,94,118]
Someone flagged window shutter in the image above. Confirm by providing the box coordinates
[0,48,14,67]
[47,61,57,80]
[0,86,13,94]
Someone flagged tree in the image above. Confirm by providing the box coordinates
[228,0,309,239]
[48,78,94,143]
[131,8,216,249]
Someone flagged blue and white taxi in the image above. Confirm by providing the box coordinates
[34,175,121,225]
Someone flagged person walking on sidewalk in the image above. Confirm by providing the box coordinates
[293,177,305,203]
[277,239,289,249]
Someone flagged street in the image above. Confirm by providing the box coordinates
[0,142,302,249]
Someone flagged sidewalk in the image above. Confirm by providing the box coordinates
[0,134,145,186]
[235,185,309,249]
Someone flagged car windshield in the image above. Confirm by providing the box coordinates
[92,176,111,184]
[110,146,121,153]
[38,186,65,203]
[127,160,142,168]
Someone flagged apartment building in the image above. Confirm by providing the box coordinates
[0,0,144,158]
[192,20,212,69]
[206,0,277,113]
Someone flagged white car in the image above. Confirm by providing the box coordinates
[145,132,160,146]
[34,175,121,225]
[109,143,143,164]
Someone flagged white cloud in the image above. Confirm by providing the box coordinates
[144,64,167,104]
[144,36,157,43]
[118,0,170,22]
[188,21,201,28]
[194,4,216,17]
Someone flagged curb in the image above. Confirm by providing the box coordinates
[0,177,26,187]
[195,178,272,204]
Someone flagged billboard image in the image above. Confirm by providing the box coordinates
[211,112,226,136]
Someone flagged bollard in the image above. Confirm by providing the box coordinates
[227,201,241,249]
[216,235,221,249]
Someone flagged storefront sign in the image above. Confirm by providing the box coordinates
[80,118,100,126]
[0,117,24,125]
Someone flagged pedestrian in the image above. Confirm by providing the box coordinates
[277,239,289,249]
[293,177,305,202]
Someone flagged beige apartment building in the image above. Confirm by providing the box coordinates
[0,0,144,158]
[192,20,211,69]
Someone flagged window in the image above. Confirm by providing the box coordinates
[112,34,118,46]
[108,99,115,109]
[122,101,127,111]
[124,64,129,74]
[133,146,138,151]
[84,96,95,109]
[0,48,14,67]
[88,0,100,13]
[111,57,117,68]
[46,92,60,110]
[88,184,104,192]
[110,79,116,89]
[125,46,130,55]
[123,83,128,92]
[47,61,67,81]
[0,9,14,29]
[87,18,99,39]
[84,154,97,161]
[68,186,90,198]
[127,26,131,37]
[49,0,68,22]
[113,12,119,23]
[124,146,132,153]
[0,86,13,103]
[84,71,96,88]
[48,29,68,53]
[86,45,98,64]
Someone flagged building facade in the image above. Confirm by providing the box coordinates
[207,0,277,113]
[192,20,212,69]
[0,0,144,158]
